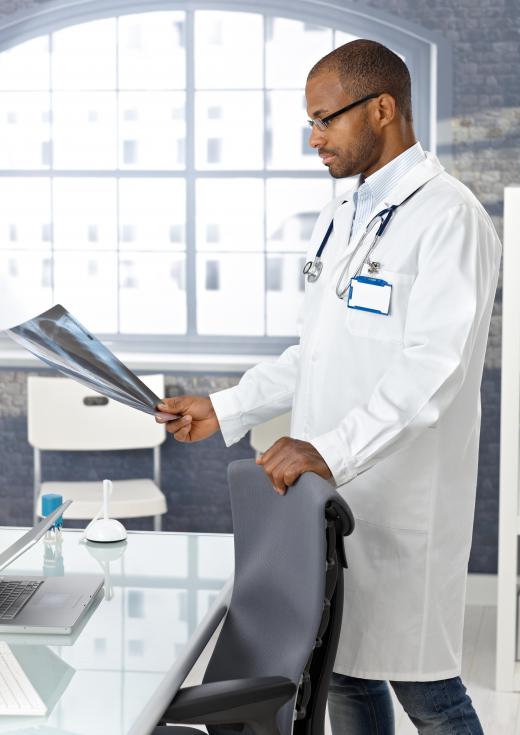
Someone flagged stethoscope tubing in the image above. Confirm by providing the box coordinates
[303,184,425,291]
[335,206,397,299]
[302,206,395,293]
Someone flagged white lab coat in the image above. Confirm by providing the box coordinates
[210,152,501,681]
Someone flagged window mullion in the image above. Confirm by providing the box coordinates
[48,32,55,307]
[115,15,121,334]
[262,13,268,338]
[185,9,197,337]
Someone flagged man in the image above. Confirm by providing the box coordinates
[158,40,500,734]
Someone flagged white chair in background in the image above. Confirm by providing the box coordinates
[27,374,167,531]
[249,412,292,457]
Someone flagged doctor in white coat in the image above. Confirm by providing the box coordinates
[158,40,501,734]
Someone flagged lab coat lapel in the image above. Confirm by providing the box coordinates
[332,199,356,254]
[344,152,445,255]
[381,152,445,209]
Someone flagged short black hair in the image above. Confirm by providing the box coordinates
[308,39,413,122]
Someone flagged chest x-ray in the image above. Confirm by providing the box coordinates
[4,304,166,417]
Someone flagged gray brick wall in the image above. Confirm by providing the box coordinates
[0,0,516,571]
[0,366,502,572]
[0,370,251,533]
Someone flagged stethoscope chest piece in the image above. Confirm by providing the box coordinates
[303,257,323,283]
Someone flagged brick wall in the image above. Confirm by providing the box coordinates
[0,370,251,533]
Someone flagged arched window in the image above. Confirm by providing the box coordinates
[0,1,448,355]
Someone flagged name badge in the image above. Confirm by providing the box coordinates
[347,276,392,315]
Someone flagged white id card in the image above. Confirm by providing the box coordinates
[347,276,392,315]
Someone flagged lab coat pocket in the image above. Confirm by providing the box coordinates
[338,518,428,676]
[345,270,415,344]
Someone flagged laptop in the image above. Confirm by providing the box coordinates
[0,502,104,634]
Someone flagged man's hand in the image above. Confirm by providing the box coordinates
[156,396,219,442]
[256,437,332,495]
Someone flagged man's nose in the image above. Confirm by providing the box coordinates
[308,124,326,149]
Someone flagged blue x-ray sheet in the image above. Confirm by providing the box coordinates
[4,304,161,416]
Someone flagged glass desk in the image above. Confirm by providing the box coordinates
[0,528,234,735]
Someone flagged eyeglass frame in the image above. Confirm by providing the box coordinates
[307,92,382,131]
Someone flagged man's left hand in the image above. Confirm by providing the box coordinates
[256,437,332,495]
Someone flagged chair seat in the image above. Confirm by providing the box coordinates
[38,479,167,519]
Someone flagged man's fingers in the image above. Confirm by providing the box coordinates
[256,437,288,466]
[275,461,302,492]
[283,465,301,488]
[263,455,288,495]
[157,397,177,411]
[171,417,193,442]
[157,396,187,415]
[173,424,192,442]
[164,415,192,434]
[259,451,283,479]
[256,438,323,493]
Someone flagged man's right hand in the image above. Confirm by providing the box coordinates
[155,396,219,443]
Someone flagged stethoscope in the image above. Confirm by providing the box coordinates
[303,204,397,290]
[303,186,423,299]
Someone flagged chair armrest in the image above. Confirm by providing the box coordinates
[161,676,296,725]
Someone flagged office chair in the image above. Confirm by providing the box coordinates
[27,374,167,530]
[155,458,354,735]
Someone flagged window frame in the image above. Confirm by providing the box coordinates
[0,0,451,358]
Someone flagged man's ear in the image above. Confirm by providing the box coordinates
[374,93,397,129]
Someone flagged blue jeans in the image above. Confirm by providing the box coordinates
[328,673,484,734]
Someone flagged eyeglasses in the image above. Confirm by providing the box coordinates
[307,92,382,131]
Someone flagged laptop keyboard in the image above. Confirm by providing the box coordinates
[0,579,42,620]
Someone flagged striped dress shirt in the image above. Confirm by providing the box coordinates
[350,142,426,239]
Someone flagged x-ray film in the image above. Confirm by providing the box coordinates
[4,304,165,417]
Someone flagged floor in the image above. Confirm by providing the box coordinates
[186,604,517,734]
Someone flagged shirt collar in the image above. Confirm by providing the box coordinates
[360,141,426,207]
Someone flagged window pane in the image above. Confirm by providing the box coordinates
[195,11,263,89]
[266,179,333,252]
[0,179,51,249]
[267,91,321,170]
[266,254,305,336]
[118,12,186,90]
[53,92,117,169]
[0,11,400,346]
[54,179,117,250]
[196,179,263,252]
[53,251,118,332]
[334,31,403,61]
[265,19,332,89]
[334,31,359,47]
[197,536,234,579]
[52,19,116,90]
[119,92,185,169]
[0,93,50,169]
[0,36,50,91]
[119,253,186,334]
[0,251,52,324]
[119,179,186,251]
[197,253,264,335]
[195,92,263,169]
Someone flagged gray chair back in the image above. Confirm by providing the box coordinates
[203,459,354,735]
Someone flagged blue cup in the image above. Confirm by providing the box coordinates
[41,493,64,528]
